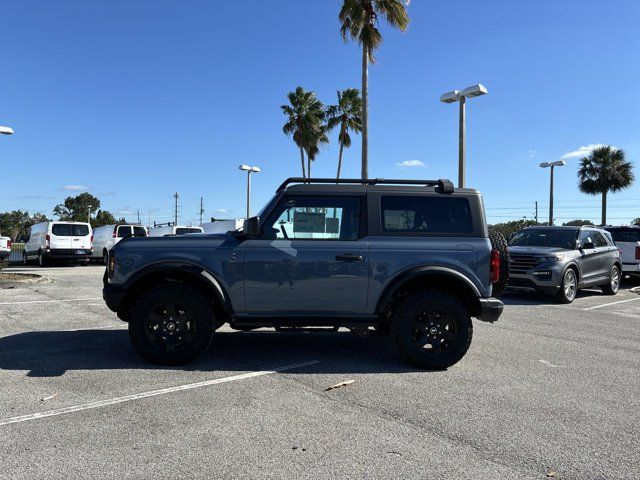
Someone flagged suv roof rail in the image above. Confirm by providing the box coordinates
[276,177,455,193]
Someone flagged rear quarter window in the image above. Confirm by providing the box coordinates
[381,196,473,234]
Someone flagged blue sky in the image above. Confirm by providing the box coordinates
[1,0,639,225]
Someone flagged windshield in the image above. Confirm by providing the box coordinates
[606,228,640,243]
[509,229,577,249]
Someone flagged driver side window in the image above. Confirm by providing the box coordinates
[578,230,594,246]
[263,196,361,241]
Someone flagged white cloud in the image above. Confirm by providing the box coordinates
[216,208,229,214]
[396,159,425,168]
[63,185,88,191]
[528,149,537,159]
[561,144,607,160]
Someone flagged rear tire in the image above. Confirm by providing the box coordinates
[103,250,109,266]
[555,268,577,303]
[38,250,47,268]
[393,289,472,370]
[601,265,620,295]
[128,284,215,365]
[488,229,510,298]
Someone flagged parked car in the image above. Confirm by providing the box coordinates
[200,218,244,235]
[507,226,621,303]
[603,226,640,276]
[23,221,92,267]
[0,236,10,260]
[103,177,503,369]
[92,224,148,265]
[148,224,204,237]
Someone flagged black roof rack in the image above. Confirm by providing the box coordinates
[276,177,455,194]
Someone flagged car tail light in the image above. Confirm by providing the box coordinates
[108,252,116,279]
[90,234,94,244]
[490,249,500,283]
[7,240,11,249]
[45,234,50,249]
[636,246,640,260]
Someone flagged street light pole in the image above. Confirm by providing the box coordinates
[540,160,565,226]
[458,96,466,188]
[239,165,261,219]
[440,84,488,188]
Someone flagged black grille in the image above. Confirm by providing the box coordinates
[509,254,541,274]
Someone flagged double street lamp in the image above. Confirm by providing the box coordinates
[239,165,260,219]
[539,160,565,226]
[440,84,488,188]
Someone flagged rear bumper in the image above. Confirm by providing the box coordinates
[622,262,640,273]
[46,248,92,259]
[477,297,503,323]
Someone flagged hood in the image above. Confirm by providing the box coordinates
[508,246,569,255]
[114,233,231,253]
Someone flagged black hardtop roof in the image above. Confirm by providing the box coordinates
[278,177,480,195]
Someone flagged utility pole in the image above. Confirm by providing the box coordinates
[534,201,538,224]
[173,192,179,225]
[199,197,204,225]
[137,210,140,225]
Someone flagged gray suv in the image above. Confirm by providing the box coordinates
[507,226,621,303]
[103,178,503,369]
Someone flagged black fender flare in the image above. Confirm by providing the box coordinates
[123,261,232,313]
[375,266,481,315]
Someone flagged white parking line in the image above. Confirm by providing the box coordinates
[0,360,319,427]
[0,297,101,305]
[583,297,640,311]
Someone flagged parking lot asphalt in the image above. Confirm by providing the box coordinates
[0,265,638,479]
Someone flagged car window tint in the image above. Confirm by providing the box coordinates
[578,230,593,245]
[132,227,147,237]
[175,228,203,235]
[52,224,90,236]
[117,226,132,238]
[264,196,361,240]
[592,231,609,247]
[381,196,473,234]
[606,228,640,242]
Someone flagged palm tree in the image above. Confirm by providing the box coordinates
[326,88,362,179]
[578,146,634,225]
[339,0,410,179]
[281,87,326,178]
[304,125,329,179]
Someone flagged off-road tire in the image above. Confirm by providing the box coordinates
[488,229,510,298]
[555,268,578,304]
[393,289,473,370]
[128,284,215,365]
[601,265,620,295]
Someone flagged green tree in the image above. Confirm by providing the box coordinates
[489,219,540,240]
[53,192,101,222]
[281,87,327,179]
[339,0,410,179]
[0,211,48,240]
[326,88,363,179]
[632,218,640,226]
[93,210,117,227]
[578,146,634,225]
[562,219,594,227]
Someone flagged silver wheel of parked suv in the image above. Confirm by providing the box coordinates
[602,265,620,295]
[556,268,577,304]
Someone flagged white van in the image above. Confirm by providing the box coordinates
[604,226,640,275]
[23,221,92,267]
[200,218,244,235]
[148,224,203,237]
[92,224,148,264]
[0,236,10,260]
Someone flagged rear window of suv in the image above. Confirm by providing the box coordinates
[52,224,90,236]
[175,228,203,235]
[606,228,640,242]
[381,196,473,234]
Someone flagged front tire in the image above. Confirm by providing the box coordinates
[556,268,577,303]
[601,265,620,295]
[392,289,472,370]
[103,250,109,266]
[128,284,215,365]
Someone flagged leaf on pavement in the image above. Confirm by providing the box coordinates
[325,380,355,391]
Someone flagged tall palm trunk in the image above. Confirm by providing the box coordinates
[602,190,607,225]
[308,156,312,179]
[337,123,346,180]
[299,147,306,179]
[361,45,369,180]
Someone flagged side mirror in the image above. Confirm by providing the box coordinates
[243,217,260,237]
[580,241,595,250]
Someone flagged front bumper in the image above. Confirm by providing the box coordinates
[477,297,503,323]
[103,282,126,313]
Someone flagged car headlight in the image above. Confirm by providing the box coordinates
[534,254,564,263]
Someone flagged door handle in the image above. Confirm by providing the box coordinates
[336,254,363,262]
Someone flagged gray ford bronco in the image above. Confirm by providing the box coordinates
[103,178,503,369]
